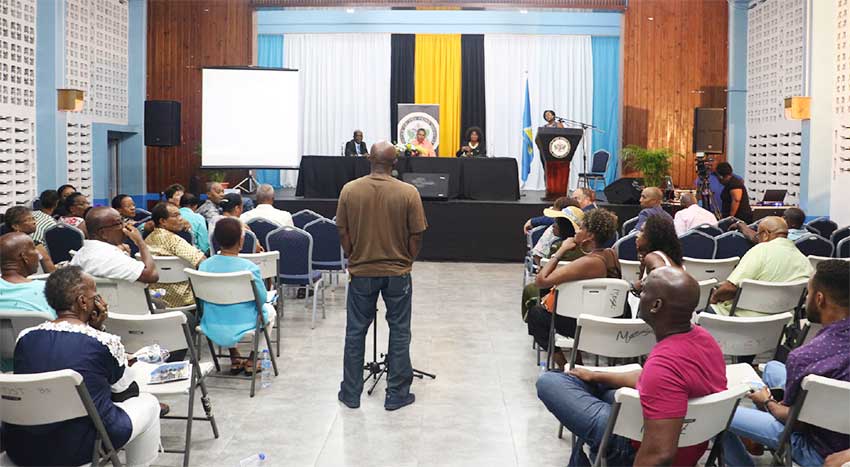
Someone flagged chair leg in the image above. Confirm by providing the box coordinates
[319,283,325,318]
[311,287,318,329]
[206,337,221,373]
[557,423,564,439]
[262,325,280,376]
[249,332,260,398]
[182,373,197,467]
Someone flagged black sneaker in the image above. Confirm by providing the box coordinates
[384,393,415,411]
[338,391,360,409]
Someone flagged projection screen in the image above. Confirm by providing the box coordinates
[201,67,300,168]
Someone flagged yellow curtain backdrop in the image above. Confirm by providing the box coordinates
[415,34,462,158]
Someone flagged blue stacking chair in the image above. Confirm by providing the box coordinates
[304,218,347,289]
[679,230,717,259]
[693,223,723,237]
[613,231,639,261]
[714,231,752,259]
[292,209,322,229]
[602,230,620,249]
[621,216,639,236]
[806,217,838,240]
[837,237,850,258]
[266,226,325,329]
[246,218,279,251]
[44,224,85,264]
[577,150,610,192]
[209,228,257,255]
[716,216,738,233]
[830,226,850,250]
[794,234,834,258]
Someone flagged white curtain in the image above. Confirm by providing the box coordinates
[484,35,594,191]
[278,33,392,187]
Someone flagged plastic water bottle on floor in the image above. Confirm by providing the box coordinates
[260,349,272,389]
[539,360,547,374]
[239,453,266,467]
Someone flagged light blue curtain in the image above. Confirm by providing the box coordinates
[591,36,621,194]
[256,34,284,187]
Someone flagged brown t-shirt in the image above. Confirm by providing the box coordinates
[336,174,428,277]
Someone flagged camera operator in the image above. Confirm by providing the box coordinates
[716,162,753,223]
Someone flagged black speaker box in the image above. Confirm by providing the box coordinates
[402,173,449,200]
[604,177,644,205]
[144,100,181,147]
[693,107,725,154]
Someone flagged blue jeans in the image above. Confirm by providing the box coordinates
[340,274,413,405]
[722,361,824,466]
[536,372,636,466]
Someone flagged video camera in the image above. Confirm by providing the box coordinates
[695,152,715,179]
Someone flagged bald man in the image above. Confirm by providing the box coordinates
[673,192,718,235]
[537,267,727,466]
[633,187,673,233]
[336,141,428,411]
[197,182,225,224]
[710,216,812,317]
[0,233,56,319]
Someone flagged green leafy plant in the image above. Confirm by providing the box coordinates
[621,145,683,188]
[206,170,226,183]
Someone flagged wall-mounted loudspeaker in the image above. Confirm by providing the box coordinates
[144,100,181,147]
[693,107,725,154]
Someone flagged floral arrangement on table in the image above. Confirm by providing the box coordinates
[394,142,428,157]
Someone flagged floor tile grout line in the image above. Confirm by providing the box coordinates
[313,406,341,466]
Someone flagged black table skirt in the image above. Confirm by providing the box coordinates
[295,156,520,201]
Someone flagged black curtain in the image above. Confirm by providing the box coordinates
[460,34,486,147]
[390,34,416,141]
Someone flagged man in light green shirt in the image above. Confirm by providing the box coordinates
[179,193,210,255]
[710,216,812,317]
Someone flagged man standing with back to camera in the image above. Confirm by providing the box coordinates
[336,141,428,411]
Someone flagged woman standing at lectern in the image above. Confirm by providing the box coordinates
[543,110,564,128]
[456,127,486,158]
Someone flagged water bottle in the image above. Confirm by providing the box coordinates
[151,288,166,299]
[260,350,272,389]
[239,453,266,467]
[539,359,548,375]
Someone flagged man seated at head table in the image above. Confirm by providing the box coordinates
[536,267,727,466]
[345,130,368,157]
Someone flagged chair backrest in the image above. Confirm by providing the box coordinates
[239,251,280,280]
[806,217,838,240]
[714,231,752,259]
[733,279,807,315]
[621,216,638,236]
[152,255,194,284]
[590,150,610,173]
[554,278,630,320]
[693,223,723,237]
[830,226,850,248]
[804,224,822,236]
[613,231,639,261]
[794,234,834,258]
[44,223,85,264]
[209,228,257,255]
[528,225,547,249]
[609,385,748,447]
[679,230,717,259]
[682,257,739,282]
[796,375,850,435]
[292,209,322,229]
[838,237,850,259]
[695,312,792,357]
[304,218,345,268]
[807,255,848,270]
[185,269,259,305]
[93,277,150,315]
[134,208,152,221]
[696,278,718,313]
[574,315,655,359]
[619,259,641,285]
[266,226,316,282]
[716,216,738,232]
[0,369,92,425]
[246,217,279,250]
[106,311,189,354]
[0,310,54,366]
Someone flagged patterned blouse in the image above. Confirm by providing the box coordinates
[144,228,206,307]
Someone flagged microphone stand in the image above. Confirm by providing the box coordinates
[555,117,605,189]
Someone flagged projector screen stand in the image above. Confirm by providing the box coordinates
[234,169,260,194]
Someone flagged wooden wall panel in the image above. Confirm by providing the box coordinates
[146,0,253,195]
[622,0,728,188]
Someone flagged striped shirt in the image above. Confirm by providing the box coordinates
[31,210,56,245]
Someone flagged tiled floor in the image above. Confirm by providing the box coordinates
[153,262,568,467]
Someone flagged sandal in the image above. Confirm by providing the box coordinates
[243,353,261,376]
[228,358,247,375]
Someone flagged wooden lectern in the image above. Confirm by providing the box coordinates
[535,127,583,200]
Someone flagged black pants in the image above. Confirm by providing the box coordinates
[526,305,576,351]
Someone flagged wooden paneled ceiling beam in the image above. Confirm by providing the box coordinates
[250,0,626,10]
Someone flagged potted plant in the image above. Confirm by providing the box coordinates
[621,145,682,188]
[206,170,229,189]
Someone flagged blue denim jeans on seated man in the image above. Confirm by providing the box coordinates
[340,274,413,407]
[536,371,636,466]
[721,361,824,467]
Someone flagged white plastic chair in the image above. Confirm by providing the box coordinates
[185,269,279,397]
[593,385,749,467]
[106,312,218,467]
[0,310,54,372]
[239,251,282,357]
[569,315,655,371]
[682,257,739,282]
[728,279,808,317]
[773,375,850,466]
[808,255,849,269]
[696,278,719,314]
[619,259,641,286]
[148,255,198,315]
[93,277,151,316]
[695,312,793,362]
[0,369,122,466]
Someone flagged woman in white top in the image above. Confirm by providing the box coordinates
[627,215,686,315]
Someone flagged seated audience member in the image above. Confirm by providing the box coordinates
[633,215,685,287]
[456,127,485,158]
[4,206,56,272]
[32,189,59,244]
[57,192,90,237]
[709,216,812,317]
[145,202,206,308]
[197,182,224,224]
[111,194,138,224]
[52,184,77,217]
[673,192,718,236]
[523,196,569,234]
[70,206,159,286]
[527,209,620,369]
[344,130,368,157]
[198,218,275,374]
[722,260,849,466]
[782,207,808,241]
[537,267,727,466]
[240,183,294,228]
[163,183,184,207]
[633,187,673,232]
[212,193,262,253]
[530,205,584,265]
[3,266,161,467]
[0,233,55,316]
[572,187,599,213]
[179,193,211,255]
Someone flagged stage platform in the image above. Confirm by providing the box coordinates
[273,188,646,262]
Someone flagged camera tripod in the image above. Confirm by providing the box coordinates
[697,173,721,218]
[363,314,435,396]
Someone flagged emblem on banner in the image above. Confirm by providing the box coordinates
[549,137,571,159]
[398,112,440,149]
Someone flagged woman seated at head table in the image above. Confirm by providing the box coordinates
[456,126,486,158]
[410,128,436,157]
